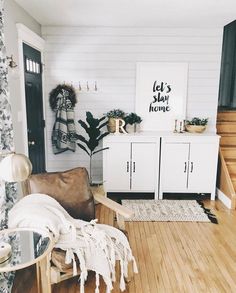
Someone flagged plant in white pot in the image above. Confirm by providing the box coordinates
[124,112,142,133]
[76,111,109,184]
[106,109,125,133]
[186,117,208,133]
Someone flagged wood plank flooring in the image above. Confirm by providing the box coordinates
[12,200,236,293]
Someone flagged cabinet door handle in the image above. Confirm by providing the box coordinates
[184,162,187,173]
[126,161,129,172]
[133,162,136,173]
[190,162,194,173]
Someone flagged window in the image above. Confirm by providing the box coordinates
[25,57,41,74]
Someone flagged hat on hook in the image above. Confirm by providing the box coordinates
[0,153,32,182]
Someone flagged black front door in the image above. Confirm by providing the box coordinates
[23,43,45,174]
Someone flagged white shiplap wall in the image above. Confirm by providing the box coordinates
[42,27,223,180]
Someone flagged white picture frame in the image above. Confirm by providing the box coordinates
[135,62,188,131]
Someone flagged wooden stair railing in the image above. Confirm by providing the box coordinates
[218,148,236,209]
[216,111,236,209]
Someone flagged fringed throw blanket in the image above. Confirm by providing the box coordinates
[8,194,138,293]
[50,85,77,154]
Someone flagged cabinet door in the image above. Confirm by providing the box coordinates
[104,142,131,191]
[131,143,157,191]
[161,143,189,191]
[188,143,218,192]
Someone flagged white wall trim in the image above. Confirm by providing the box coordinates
[17,23,45,50]
[216,188,232,209]
[16,23,47,166]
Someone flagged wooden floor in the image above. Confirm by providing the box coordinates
[12,199,236,293]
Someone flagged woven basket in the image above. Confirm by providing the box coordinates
[107,117,125,133]
[107,118,116,133]
[186,125,206,133]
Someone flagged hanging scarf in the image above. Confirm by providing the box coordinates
[50,84,77,154]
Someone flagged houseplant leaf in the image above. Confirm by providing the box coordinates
[75,134,90,148]
[78,120,89,133]
[76,142,90,156]
[97,132,109,142]
[88,138,100,152]
[92,147,109,155]
[76,111,110,183]
[98,121,108,130]
[99,116,107,122]
[86,111,99,128]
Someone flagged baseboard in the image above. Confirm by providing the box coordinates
[216,188,232,209]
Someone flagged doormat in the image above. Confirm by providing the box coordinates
[122,200,218,224]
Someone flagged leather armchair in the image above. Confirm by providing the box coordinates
[21,167,133,288]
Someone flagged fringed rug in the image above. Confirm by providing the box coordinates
[122,200,217,224]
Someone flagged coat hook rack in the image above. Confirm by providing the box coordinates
[67,81,99,93]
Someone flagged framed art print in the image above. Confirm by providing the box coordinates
[135,62,188,131]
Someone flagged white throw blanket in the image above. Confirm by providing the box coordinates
[8,194,138,293]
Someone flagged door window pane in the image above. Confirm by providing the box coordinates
[25,58,41,74]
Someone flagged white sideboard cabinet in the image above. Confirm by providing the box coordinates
[103,134,160,197]
[159,135,220,200]
[103,132,219,200]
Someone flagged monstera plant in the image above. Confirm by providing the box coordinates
[76,111,109,183]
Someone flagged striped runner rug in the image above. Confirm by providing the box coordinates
[122,200,217,223]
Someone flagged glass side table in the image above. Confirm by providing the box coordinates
[0,228,54,293]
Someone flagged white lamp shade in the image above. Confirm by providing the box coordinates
[0,153,32,182]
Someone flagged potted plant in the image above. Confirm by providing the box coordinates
[106,109,125,133]
[76,111,109,183]
[185,117,208,133]
[124,112,142,133]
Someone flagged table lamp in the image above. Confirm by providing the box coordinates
[0,153,32,182]
[0,152,32,264]
[0,242,12,265]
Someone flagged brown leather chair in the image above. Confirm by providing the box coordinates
[21,167,133,290]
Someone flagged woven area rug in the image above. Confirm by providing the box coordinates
[122,200,217,223]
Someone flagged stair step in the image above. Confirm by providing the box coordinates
[226,159,236,174]
[220,144,236,148]
[217,121,236,124]
[217,123,236,134]
[226,158,236,164]
[217,111,236,122]
[232,180,236,191]
[221,147,236,159]
[228,166,236,176]
[219,133,236,137]
[231,174,236,181]
[227,168,236,190]
[220,136,236,146]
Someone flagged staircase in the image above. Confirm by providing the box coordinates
[217,111,236,209]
